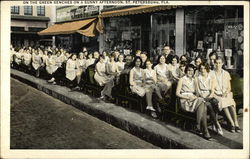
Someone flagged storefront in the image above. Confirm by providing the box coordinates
[38,6,102,53]
[184,6,243,71]
[99,5,243,75]
[99,6,178,56]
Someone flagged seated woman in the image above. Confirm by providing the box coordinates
[65,54,78,88]
[32,49,43,77]
[195,62,223,136]
[102,51,110,63]
[85,52,96,69]
[176,64,211,140]
[13,48,23,69]
[74,52,87,90]
[177,61,187,79]
[210,57,241,133]
[143,59,164,118]
[169,55,180,82]
[94,55,114,100]
[46,52,58,83]
[129,57,156,117]
[154,55,172,97]
[21,49,32,73]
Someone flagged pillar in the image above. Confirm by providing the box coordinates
[175,8,185,56]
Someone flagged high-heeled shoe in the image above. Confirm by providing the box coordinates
[217,122,223,136]
[235,126,241,133]
[230,126,236,133]
[203,134,212,141]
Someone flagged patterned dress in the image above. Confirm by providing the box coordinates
[210,70,236,111]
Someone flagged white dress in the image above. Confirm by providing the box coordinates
[85,58,95,68]
[169,64,180,81]
[179,76,202,112]
[32,54,42,70]
[116,61,125,74]
[196,74,213,98]
[144,69,158,92]
[210,70,236,111]
[14,52,22,65]
[94,62,111,86]
[46,56,57,74]
[76,58,86,76]
[154,63,172,90]
[23,53,32,66]
[66,59,77,81]
[130,67,146,97]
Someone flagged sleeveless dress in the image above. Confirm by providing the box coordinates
[130,67,146,97]
[196,73,213,98]
[144,69,157,92]
[32,54,42,70]
[154,63,172,90]
[179,76,202,112]
[210,70,236,111]
[46,56,57,74]
[94,62,111,86]
[76,58,86,76]
[23,53,32,66]
[66,59,77,81]
[169,64,180,81]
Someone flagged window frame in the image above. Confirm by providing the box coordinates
[37,6,45,16]
[11,6,20,14]
[24,6,33,15]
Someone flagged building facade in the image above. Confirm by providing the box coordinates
[11,5,56,48]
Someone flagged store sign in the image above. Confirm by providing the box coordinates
[56,6,99,22]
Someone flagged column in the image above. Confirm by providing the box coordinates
[175,8,185,56]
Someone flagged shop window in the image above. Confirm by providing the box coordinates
[11,6,19,14]
[24,6,33,15]
[37,6,45,16]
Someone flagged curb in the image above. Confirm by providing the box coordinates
[11,69,236,149]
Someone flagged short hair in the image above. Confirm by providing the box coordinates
[179,61,187,67]
[157,54,166,64]
[184,64,196,74]
[171,55,179,63]
[132,56,143,68]
[215,56,225,63]
[209,51,217,58]
[199,62,210,72]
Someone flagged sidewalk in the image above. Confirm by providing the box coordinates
[11,69,243,149]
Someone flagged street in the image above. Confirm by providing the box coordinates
[11,78,158,149]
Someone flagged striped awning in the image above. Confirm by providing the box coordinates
[100,5,178,18]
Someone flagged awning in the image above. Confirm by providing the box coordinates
[100,5,178,18]
[77,17,104,36]
[38,18,97,36]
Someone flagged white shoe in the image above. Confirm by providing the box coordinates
[48,77,55,83]
[146,106,156,111]
[217,122,223,136]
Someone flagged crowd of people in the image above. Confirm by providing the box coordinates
[10,44,241,140]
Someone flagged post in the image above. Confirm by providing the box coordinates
[175,8,185,56]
